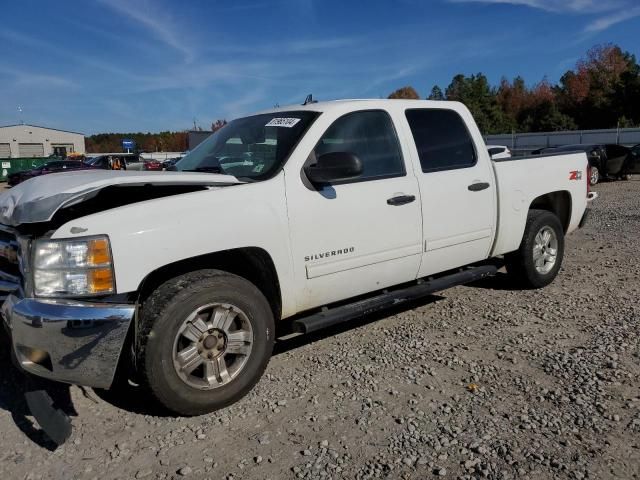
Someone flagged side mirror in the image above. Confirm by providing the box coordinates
[487,147,504,157]
[305,152,363,184]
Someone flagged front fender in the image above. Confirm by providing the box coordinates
[51,174,296,316]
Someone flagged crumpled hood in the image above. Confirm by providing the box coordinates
[0,170,242,226]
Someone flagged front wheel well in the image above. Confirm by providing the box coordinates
[136,247,282,321]
[529,191,572,233]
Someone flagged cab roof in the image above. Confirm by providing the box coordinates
[255,98,465,115]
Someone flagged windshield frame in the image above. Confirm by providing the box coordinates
[175,110,320,182]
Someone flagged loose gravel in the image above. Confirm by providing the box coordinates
[1,179,639,480]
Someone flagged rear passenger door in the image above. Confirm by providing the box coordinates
[404,108,496,277]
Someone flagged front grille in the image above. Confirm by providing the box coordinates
[0,227,23,302]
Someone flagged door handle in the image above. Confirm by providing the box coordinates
[468,182,490,192]
[387,194,416,206]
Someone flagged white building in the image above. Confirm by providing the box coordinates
[0,124,85,158]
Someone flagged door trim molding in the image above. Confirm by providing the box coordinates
[425,228,492,252]
[306,244,422,279]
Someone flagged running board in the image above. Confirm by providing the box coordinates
[293,265,497,334]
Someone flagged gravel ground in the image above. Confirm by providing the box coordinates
[1,179,639,480]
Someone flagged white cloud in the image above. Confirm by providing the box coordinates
[2,66,77,89]
[449,0,626,13]
[97,0,195,61]
[450,0,640,33]
[584,6,640,32]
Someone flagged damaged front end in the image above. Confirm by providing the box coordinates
[0,171,244,444]
[0,170,243,388]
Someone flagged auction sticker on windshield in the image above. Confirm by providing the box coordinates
[265,117,301,128]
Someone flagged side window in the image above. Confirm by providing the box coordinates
[313,110,404,182]
[405,109,476,172]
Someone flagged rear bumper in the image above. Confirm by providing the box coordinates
[1,292,134,389]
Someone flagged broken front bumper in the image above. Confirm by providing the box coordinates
[1,293,134,389]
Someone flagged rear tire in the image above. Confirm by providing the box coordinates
[589,167,600,185]
[505,209,564,289]
[138,270,274,416]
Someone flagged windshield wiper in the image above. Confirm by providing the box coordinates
[183,166,223,174]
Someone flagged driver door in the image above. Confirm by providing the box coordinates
[285,110,423,311]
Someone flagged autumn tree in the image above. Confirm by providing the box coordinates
[211,119,227,132]
[388,86,420,99]
[558,44,638,129]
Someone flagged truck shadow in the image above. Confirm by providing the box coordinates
[467,271,524,291]
[2,295,447,427]
[94,295,446,416]
[0,329,77,451]
[273,294,445,355]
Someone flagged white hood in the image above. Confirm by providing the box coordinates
[0,170,242,226]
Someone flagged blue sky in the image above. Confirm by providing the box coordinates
[1,0,639,134]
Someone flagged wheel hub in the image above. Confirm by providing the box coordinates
[199,329,227,357]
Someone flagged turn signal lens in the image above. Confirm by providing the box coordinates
[88,268,114,294]
[88,238,111,266]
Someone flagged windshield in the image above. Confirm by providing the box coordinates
[176,110,319,180]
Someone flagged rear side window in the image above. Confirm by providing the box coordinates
[405,109,476,172]
[313,110,405,182]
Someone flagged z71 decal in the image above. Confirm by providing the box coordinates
[569,170,582,180]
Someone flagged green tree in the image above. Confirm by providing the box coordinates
[427,85,444,100]
[445,73,510,134]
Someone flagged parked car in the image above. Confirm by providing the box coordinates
[6,160,92,186]
[487,145,511,160]
[533,144,634,185]
[162,157,183,170]
[0,99,599,416]
[143,159,163,171]
[83,153,152,171]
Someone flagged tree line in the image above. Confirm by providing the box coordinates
[86,120,227,153]
[87,43,639,152]
[388,44,640,135]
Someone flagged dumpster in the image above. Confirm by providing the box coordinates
[0,157,50,182]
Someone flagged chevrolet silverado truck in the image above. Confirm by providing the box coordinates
[0,100,596,416]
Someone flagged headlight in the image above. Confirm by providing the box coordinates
[33,236,115,297]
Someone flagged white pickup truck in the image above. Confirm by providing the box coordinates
[0,100,595,416]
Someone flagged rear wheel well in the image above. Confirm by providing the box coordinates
[137,247,282,320]
[529,191,571,233]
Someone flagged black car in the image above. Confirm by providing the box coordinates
[7,160,93,186]
[162,156,183,170]
[533,144,638,185]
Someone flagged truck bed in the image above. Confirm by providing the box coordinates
[490,152,589,257]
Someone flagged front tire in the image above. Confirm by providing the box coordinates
[589,167,600,185]
[138,270,274,416]
[505,209,565,289]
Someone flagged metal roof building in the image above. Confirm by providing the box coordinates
[0,124,85,158]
